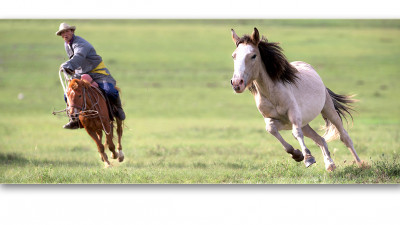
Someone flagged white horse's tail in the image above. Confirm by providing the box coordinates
[322,88,357,142]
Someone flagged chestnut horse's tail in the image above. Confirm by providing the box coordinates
[322,88,357,142]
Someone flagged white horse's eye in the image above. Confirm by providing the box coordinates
[251,54,257,59]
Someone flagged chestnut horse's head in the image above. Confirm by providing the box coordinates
[66,79,90,116]
[230,27,262,93]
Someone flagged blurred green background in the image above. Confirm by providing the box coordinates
[0,20,399,183]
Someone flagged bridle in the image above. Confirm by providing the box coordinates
[68,84,111,135]
[69,86,87,111]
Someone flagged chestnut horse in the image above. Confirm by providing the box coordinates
[66,79,124,167]
[230,28,364,171]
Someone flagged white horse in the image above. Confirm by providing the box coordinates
[230,27,364,171]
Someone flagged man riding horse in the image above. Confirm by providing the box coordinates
[56,22,126,129]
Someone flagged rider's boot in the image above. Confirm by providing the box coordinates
[63,117,80,129]
[112,96,126,120]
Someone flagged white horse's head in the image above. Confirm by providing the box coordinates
[230,28,261,93]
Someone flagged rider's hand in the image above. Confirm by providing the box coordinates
[62,67,74,75]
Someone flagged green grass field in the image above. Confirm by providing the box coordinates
[0,19,399,183]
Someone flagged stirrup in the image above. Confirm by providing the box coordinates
[63,120,80,129]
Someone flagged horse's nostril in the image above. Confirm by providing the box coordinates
[239,79,244,85]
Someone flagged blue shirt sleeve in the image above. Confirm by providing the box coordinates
[62,41,91,71]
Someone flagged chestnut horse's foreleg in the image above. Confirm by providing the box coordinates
[264,118,304,162]
[302,124,336,171]
[86,128,111,168]
[105,123,118,160]
[116,118,124,162]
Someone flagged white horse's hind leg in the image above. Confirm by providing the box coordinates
[265,118,304,162]
[302,124,336,171]
[322,94,362,166]
[339,130,361,163]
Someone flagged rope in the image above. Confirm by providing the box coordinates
[52,108,67,115]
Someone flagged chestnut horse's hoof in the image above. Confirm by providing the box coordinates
[304,155,316,168]
[111,152,118,159]
[291,149,304,162]
[118,150,125,162]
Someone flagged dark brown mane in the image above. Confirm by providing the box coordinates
[236,35,298,94]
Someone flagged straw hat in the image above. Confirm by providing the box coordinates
[56,23,76,36]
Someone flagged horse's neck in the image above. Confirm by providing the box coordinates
[253,69,275,99]
[91,86,106,102]
[84,87,98,108]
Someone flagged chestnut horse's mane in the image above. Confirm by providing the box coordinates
[69,79,92,90]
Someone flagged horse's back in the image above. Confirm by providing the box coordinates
[290,61,326,125]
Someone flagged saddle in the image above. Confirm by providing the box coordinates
[99,88,116,121]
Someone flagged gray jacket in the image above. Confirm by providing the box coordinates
[62,35,116,85]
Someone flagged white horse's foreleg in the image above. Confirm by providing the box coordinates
[265,118,304,162]
[288,110,316,167]
[292,125,316,167]
[302,124,336,171]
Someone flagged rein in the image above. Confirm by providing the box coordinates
[69,87,86,110]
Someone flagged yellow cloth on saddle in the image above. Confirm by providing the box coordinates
[90,61,110,76]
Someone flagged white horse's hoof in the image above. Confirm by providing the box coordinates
[304,155,316,168]
[324,158,336,171]
[291,149,304,162]
[325,163,336,172]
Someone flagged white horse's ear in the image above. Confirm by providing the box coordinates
[231,29,240,46]
[251,27,260,45]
